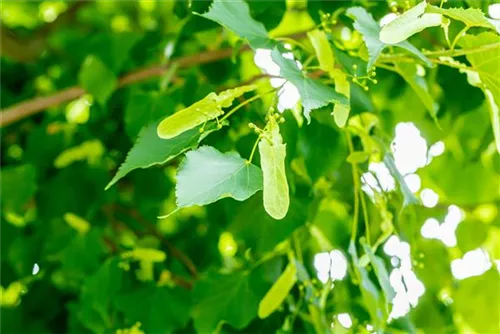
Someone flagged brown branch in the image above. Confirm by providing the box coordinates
[0,31,310,128]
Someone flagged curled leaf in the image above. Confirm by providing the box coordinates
[380,2,442,45]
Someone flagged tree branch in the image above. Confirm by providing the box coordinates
[0,31,311,128]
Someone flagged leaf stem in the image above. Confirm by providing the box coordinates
[346,132,360,243]
[450,26,469,51]
[220,89,275,123]
[247,135,261,163]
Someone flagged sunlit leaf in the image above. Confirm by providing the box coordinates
[259,116,289,220]
[347,7,432,69]
[258,262,297,319]
[196,0,273,49]
[380,2,442,45]
[175,146,263,208]
[426,5,496,29]
[54,140,105,168]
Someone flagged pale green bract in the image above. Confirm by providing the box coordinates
[271,48,348,122]
[175,146,263,209]
[347,7,432,69]
[157,85,257,139]
[258,262,297,319]
[307,29,335,73]
[259,117,290,220]
[426,5,496,29]
[196,0,273,49]
[380,2,442,45]
[331,69,351,128]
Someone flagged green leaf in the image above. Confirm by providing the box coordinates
[191,271,263,333]
[459,32,500,153]
[229,194,308,255]
[347,7,432,69]
[307,29,335,73]
[271,48,348,122]
[454,269,500,334]
[258,262,297,319]
[380,2,443,45]
[383,154,419,207]
[395,63,438,119]
[157,85,256,139]
[175,146,263,208]
[1,164,36,215]
[361,242,396,309]
[348,241,387,328]
[78,55,117,105]
[196,0,273,49]
[426,5,496,29]
[259,117,289,220]
[115,284,191,334]
[106,121,215,190]
[125,91,175,139]
[76,258,124,333]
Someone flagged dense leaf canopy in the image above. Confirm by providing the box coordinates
[1,0,500,333]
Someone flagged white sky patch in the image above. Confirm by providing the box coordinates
[429,141,445,157]
[361,162,396,198]
[337,313,353,328]
[32,263,40,275]
[392,123,428,175]
[451,248,492,280]
[489,3,500,19]
[313,250,348,283]
[380,13,398,27]
[253,48,300,112]
[420,188,439,208]
[384,235,425,320]
[404,173,421,193]
[421,205,464,247]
